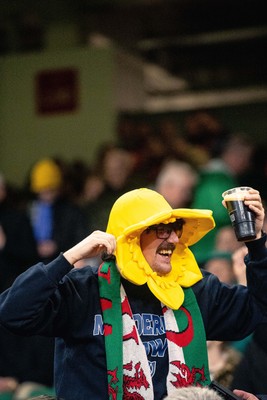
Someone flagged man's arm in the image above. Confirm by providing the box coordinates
[0,231,116,335]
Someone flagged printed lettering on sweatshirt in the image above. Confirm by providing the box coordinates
[93,313,167,377]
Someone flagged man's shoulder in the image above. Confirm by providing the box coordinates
[192,269,220,298]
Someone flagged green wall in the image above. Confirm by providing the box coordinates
[0,46,116,186]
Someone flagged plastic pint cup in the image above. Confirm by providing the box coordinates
[222,187,256,241]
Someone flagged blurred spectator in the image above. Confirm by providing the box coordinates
[58,158,90,206]
[206,340,241,389]
[154,159,198,208]
[229,246,253,353]
[190,133,254,265]
[0,173,37,292]
[204,250,246,381]
[80,171,105,205]
[215,226,243,254]
[27,158,88,263]
[183,110,229,162]
[204,252,236,285]
[158,117,214,168]
[96,143,135,192]
[83,143,136,232]
[231,246,248,286]
[118,118,171,185]
[205,238,254,354]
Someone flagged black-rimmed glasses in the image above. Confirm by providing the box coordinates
[145,219,185,240]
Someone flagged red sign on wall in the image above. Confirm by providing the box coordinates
[35,68,79,115]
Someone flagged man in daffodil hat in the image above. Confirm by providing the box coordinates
[0,187,266,400]
[106,187,215,309]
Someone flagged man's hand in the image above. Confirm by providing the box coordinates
[222,188,265,240]
[244,188,265,239]
[233,389,259,399]
[63,230,116,267]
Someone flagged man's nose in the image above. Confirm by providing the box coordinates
[168,230,179,243]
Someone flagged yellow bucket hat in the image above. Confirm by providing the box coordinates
[107,188,215,309]
[30,158,62,193]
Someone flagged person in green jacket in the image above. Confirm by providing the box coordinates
[191,134,254,265]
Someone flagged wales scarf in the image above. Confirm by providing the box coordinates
[98,260,210,400]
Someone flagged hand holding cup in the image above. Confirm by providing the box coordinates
[222,187,264,242]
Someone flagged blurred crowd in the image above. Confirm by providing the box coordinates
[0,109,267,399]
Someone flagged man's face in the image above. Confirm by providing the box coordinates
[140,220,183,276]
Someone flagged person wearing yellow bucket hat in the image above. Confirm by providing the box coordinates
[30,159,63,194]
[0,187,266,400]
[27,158,88,262]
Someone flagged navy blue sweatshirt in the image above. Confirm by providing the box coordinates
[0,235,267,400]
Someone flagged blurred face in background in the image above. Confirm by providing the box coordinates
[215,226,243,253]
[38,188,60,204]
[205,257,235,285]
[155,160,198,208]
[102,148,134,190]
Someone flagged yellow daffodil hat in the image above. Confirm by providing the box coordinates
[106,188,215,309]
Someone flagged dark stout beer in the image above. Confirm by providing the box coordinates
[222,187,256,242]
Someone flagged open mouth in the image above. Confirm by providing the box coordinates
[157,243,175,258]
[158,249,173,257]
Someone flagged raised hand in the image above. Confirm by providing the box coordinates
[63,230,116,267]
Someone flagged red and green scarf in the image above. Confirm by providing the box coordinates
[98,260,211,400]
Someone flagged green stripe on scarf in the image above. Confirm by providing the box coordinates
[98,260,123,399]
[173,288,210,386]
